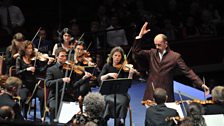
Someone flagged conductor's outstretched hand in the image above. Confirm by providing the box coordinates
[138,22,151,38]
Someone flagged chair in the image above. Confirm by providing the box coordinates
[9,65,16,77]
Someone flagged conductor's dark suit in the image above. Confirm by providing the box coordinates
[0,93,24,120]
[145,104,179,126]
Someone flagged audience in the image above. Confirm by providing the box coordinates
[70,92,106,126]
[204,86,224,115]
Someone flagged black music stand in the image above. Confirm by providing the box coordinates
[99,78,132,126]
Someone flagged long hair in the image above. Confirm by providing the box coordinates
[19,41,35,59]
[10,33,25,55]
[106,46,125,65]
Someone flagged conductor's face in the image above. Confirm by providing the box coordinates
[154,35,168,53]
[112,51,122,65]
[57,51,67,64]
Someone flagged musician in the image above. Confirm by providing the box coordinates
[0,76,23,120]
[5,32,26,75]
[45,47,92,122]
[52,27,75,56]
[98,46,136,125]
[204,86,224,115]
[181,102,206,126]
[145,88,179,126]
[73,40,95,66]
[16,41,52,119]
[33,28,52,55]
[132,22,209,102]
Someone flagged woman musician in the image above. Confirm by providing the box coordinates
[16,41,54,120]
[5,32,26,75]
[98,46,138,125]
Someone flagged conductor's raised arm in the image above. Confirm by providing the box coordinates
[136,22,151,39]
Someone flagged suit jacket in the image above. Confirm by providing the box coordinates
[204,103,224,115]
[145,104,179,126]
[133,39,203,101]
[0,93,24,120]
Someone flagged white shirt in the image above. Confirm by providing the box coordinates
[158,50,166,61]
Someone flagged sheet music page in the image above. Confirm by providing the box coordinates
[58,102,80,124]
[165,102,184,118]
[203,114,224,126]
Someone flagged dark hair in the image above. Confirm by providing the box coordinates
[75,40,85,49]
[60,28,73,43]
[106,46,125,65]
[54,47,67,57]
[186,102,206,126]
[153,88,167,104]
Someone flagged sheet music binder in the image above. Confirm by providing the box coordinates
[99,78,132,95]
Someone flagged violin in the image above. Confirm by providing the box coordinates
[115,60,140,75]
[77,50,94,66]
[63,61,85,75]
[33,51,55,62]
[141,100,157,106]
[175,99,214,105]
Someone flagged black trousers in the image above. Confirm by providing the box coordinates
[19,86,44,118]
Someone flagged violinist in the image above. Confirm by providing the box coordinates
[5,32,26,75]
[16,41,52,120]
[145,88,179,126]
[204,86,224,115]
[98,46,136,126]
[52,27,75,56]
[45,47,92,123]
[0,76,24,120]
[73,40,95,66]
[33,28,52,55]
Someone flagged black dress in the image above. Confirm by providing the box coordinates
[98,63,130,120]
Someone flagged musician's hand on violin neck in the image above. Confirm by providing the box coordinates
[62,77,71,83]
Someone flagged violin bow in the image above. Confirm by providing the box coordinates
[33,36,42,68]
[117,47,133,76]
[31,27,42,42]
[203,76,206,100]
[178,91,187,116]
[56,43,74,120]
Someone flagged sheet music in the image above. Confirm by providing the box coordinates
[58,102,80,124]
[203,114,224,126]
[165,102,184,118]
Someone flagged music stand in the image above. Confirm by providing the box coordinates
[99,78,132,126]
